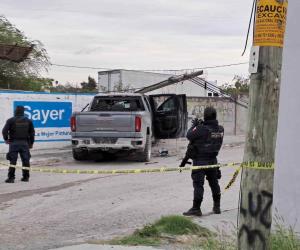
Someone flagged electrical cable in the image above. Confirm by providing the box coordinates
[190,79,226,100]
[190,79,226,99]
[190,78,249,108]
[241,0,257,56]
[195,77,249,106]
[51,63,110,70]
[50,62,249,72]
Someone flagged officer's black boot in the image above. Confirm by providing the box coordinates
[183,200,202,216]
[5,167,15,183]
[21,176,29,182]
[21,167,30,182]
[212,194,221,214]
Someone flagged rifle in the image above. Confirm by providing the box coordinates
[179,143,194,168]
[179,118,203,168]
[179,154,192,168]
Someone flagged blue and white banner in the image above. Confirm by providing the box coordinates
[12,101,73,142]
[13,101,72,128]
[0,91,94,152]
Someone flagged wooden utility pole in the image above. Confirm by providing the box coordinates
[238,0,288,249]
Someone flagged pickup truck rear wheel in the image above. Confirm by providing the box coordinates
[72,149,88,161]
[138,135,151,162]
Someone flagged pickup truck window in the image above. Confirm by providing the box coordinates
[152,96,176,112]
[90,97,145,112]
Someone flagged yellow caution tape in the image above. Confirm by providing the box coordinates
[224,166,242,191]
[241,161,275,170]
[0,161,274,174]
[0,161,274,192]
[222,162,275,192]
[0,161,240,174]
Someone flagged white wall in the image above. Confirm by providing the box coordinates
[0,90,94,153]
[274,1,300,232]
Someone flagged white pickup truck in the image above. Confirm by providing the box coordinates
[70,93,187,162]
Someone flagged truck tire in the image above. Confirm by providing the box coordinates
[72,149,88,161]
[137,135,151,162]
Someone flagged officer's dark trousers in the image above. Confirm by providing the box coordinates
[7,143,31,180]
[191,161,221,206]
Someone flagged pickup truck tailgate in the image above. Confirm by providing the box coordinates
[76,112,135,132]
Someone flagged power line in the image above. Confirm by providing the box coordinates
[51,63,110,70]
[190,77,249,108]
[186,62,249,71]
[50,62,249,72]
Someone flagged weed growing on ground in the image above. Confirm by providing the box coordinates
[189,221,300,250]
[154,215,210,236]
[113,234,161,246]
[270,225,300,250]
[110,215,211,246]
[109,214,300,249]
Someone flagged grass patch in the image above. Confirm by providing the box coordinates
[189,224,300,250]
[109,215,300,249]
[270,224,300,250]
[110,215,212,246]
[154,215,210,236]
[113,234,161,246]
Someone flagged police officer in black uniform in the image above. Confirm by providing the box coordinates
[181,107,224,216]
[2,106,35,183]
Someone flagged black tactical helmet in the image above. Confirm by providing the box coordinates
[14,106,25,116]
[204,106,217,121]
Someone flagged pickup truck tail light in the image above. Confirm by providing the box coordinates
[135,116,142,132]
[70,116,76,132]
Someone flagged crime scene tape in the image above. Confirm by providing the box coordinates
[0,161,274,174]
[0,161,274,192]
[224,166,242,191]
[0,161,241,174]
[223,162,275,191]
[240,161,275,170]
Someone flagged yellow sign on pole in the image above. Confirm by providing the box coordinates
[254,0,288,47]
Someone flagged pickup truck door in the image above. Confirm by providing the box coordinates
[149,94,188,139]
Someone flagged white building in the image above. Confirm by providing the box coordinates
[98,69,221,97]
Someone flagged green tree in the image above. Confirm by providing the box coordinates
[49,83,77,93]
[0,15,50,90]
[3,75,54,91]
[221,75,250,97]
[80,76,97,91]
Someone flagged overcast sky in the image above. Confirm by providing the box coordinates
[1,0,253,86]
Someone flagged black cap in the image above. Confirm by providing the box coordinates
[204,107,217,121]
[14,106,25,116]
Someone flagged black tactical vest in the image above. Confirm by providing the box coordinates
[11,117,30,141]
[193,124,224,160]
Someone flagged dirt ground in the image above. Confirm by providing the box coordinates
[0,136,244,250]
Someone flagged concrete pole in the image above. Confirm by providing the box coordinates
[238,0,288,249]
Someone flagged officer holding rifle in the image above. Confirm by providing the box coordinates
[180,107,224,216]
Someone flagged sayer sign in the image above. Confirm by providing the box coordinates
[13,101,72,128]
